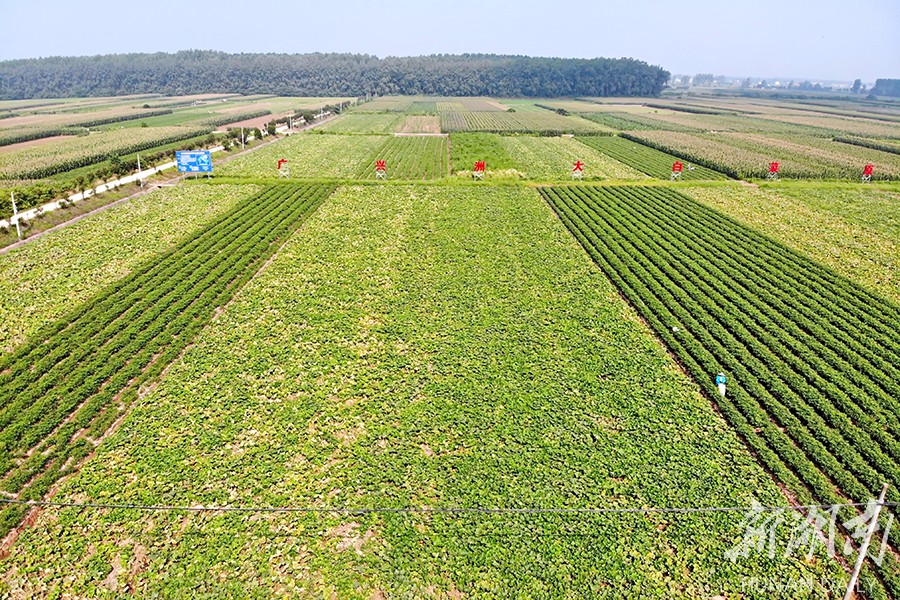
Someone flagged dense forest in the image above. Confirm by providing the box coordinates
[0,51,670,99]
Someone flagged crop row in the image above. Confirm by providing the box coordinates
[0,126,213,179]
[498,136,647,181]
[217,133,385,179]
[355,136,449,180]
[0,127,75,147]
[579,111,700,132]
[623,131,900,180]
[576,135,727,180]
[541,185,900,596]
[0,183,334,537]
[834,136,900,156]
[197,109,272,128]
[439,111,606,134]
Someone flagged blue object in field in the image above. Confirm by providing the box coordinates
[176,150,212,173]
[715,373,727,385]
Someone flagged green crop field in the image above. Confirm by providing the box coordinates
[0,126,212,179]
[0,184,260,351]
[440,111,607,134]
[542,185,900,597]
[577,135,728,180]
[0,184,333,538]
[355,136,449,180]
[625,130,900,180]
[448,132,518,176]
[216,133,385,178]
[683,185,900,303]
[499,136,648,180]
[2,93,900,598]
[1,185,839,597]
[319,114,404,133]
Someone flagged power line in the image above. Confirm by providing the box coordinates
[2,497,896,516]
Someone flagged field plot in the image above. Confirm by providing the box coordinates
[216,134,385,178]
[543,185,900,597]
[581,105,844,136]
[0,184,259,352]
[317,114,403,134]
[0,184,333,538]
[1,185,838,597]
[407,101,437,114]
[0,106,174,132]
[758,113,900,139]
[440,111,607,134]
[355,96,414,112]
[577,135,727,180]
[683,185,900,303]
[356,136,448,180]
[499,136,647,180]
[0,126,211,179]
[626,130,900,179]
[448,132,518,176]
[580,111,701,132]
[397,115,441,133]
[538,100,615,113]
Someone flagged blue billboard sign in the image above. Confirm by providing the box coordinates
[176,150,212,173]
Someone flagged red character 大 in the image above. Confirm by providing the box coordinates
[573,160,585,172]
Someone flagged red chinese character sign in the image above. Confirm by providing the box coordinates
[572,160,584,180]
[862,163,874,182]
[375,160,387,180]
[277,158,289,177]
[671,161,683,180]
[767,161,780,180]
[474,161,486,180]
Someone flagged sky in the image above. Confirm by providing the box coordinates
[0,0,897,83]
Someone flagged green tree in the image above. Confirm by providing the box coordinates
[851,78,862,94]
[266,120,277,137]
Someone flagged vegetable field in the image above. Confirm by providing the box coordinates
[355,136,449,180]
[0,126,212,179]
[318,114,403,134]
[2,93,900,597]
[683,185,900,304]
[0,184,259,351]
[0,183,333,538]
[216,134,385,178]
[1,185,838,597]
[440,111,606,134]
[448,133,518,176]
[625,130,900,180]
[577,135,728,180]
[542,185,900,598]
[499,136,648,181]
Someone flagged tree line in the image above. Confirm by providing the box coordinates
[0,51,670,99]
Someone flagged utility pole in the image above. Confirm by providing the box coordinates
[10,192,21,239]
[137,154,143,189]
[843,484,890,600]
[241,127,245,151]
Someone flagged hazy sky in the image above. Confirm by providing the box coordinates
[0,0,897,82]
